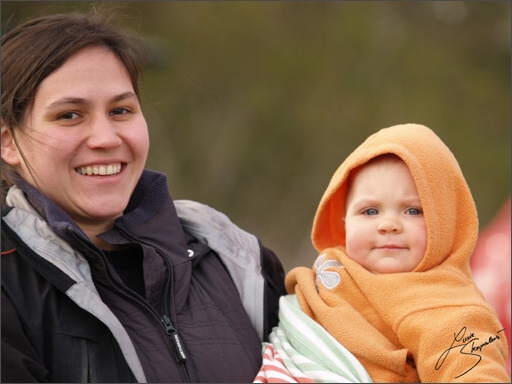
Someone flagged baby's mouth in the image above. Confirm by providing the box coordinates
[76,163,122,176]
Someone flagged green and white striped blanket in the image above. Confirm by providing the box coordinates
[254,294,372,383]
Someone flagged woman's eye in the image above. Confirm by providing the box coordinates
[363,208,379,215]
[58,112,80,120]
[111,107,131,116]
[407,207,423,215]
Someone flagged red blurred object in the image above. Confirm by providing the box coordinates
[470,197,511,375]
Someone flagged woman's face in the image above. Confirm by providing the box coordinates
[1,45,149,240]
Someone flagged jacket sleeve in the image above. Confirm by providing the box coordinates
[259,244,287,341]
[2,289,50,383]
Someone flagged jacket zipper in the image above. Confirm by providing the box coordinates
[156,247,191,372]
[161,314,187,362]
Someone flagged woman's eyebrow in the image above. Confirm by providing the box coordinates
[45,92,138,111]
[112,91,138,102]
[46,97,88,110]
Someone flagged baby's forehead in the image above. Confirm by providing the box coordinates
[344,154,420,209]
[346,153,407,186]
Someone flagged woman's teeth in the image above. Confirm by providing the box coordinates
[76,164,122,176]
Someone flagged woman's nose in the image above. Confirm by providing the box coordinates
[86,117,122,149]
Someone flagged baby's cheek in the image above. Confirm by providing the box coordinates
[345,228,368,265]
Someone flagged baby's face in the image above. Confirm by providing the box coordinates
[344,158,427,274]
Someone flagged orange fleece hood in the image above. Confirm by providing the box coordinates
[311,123,478,274]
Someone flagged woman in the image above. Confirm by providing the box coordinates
[1,5,285,383]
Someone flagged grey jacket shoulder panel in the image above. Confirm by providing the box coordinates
[173,199,266,341]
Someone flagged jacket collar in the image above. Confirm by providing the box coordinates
[7,169,177,248]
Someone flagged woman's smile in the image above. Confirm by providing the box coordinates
[76,163,124,176]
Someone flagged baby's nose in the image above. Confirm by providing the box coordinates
[377,218,401,233]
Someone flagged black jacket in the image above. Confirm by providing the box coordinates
[1,170,286,383]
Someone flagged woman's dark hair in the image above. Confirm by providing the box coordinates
[1,3,148,202]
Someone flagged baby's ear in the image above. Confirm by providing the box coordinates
[1,121,22,166]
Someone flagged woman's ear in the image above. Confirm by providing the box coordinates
[1,120,22,166]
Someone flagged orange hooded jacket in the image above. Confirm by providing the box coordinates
[286,124,509,382]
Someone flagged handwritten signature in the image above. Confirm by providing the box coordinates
[435,327,505,378]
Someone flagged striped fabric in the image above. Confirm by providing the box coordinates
[256,343,314,383]
[254,295,372,383]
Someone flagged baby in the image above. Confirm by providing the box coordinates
[256,123,509,383]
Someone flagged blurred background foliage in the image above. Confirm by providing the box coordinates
[2,1,510,272]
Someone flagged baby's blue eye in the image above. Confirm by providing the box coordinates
[407,208,422,215]
[364,208,379,215]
